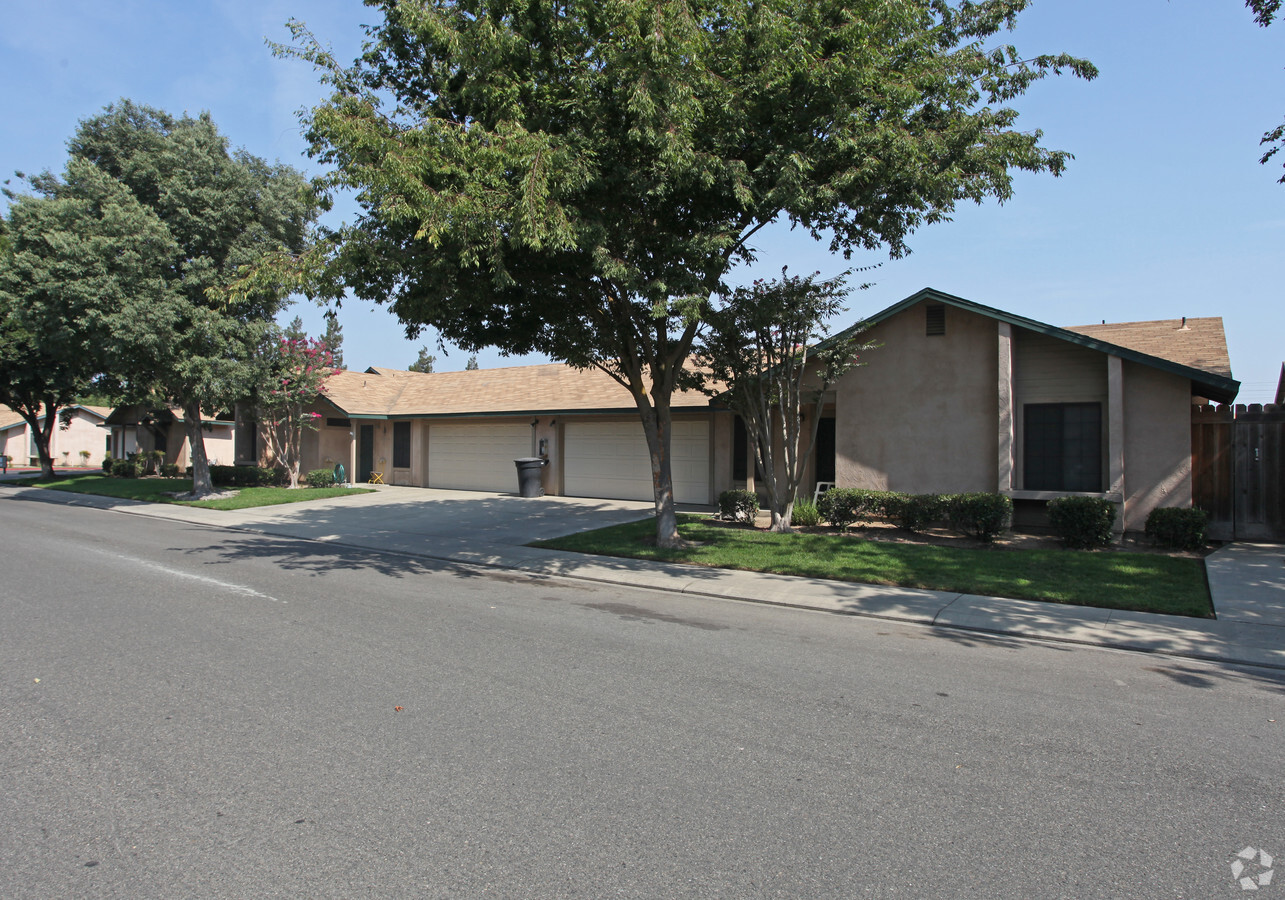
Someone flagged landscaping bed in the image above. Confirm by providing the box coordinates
[9,474,374,510]
[534,514,1214,618]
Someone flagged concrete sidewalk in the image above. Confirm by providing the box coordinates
[5,483,1283,670]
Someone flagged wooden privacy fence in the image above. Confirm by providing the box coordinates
[1192,403,1284,541]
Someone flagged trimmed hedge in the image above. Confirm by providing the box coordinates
[1145,507,1208,550]
[817,488,890,529]
[210,465,282,488]
[305,468,336,489]
[161,463,183,478]
[945,492,1013,543]
[1047,496,1116,549]
[718,489,759,523]
[883,493,945,533]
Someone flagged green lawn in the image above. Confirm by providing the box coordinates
[10,474,375,510]
[534,515,1213,618]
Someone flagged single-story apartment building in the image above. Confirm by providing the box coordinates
[0,403,114,467]
[271,287,1238,534]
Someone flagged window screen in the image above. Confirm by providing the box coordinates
[1024,403,1102,492]
[393,421,411,469]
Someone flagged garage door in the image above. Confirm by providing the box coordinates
[564,419,709,504]
[428,422,532,492]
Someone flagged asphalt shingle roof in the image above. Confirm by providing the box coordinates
[1065,317,1232,379]
[322,363,715,418]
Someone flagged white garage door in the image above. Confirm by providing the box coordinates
[428,422,532,492]
[564,419,709,504]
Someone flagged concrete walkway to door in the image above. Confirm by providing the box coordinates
[4,482,1283,670]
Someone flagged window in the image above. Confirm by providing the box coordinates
[393,421,411,469]
[733,416,748,481]
[1023,403,1102,492]
[326,417,351,428]
[925,303,946,336]
[814,417,836,484]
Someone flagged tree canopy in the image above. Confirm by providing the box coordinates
[1247,0,1285,182]
[0,158,176,477]
[286,0,1095,544]
[65,101,319,494]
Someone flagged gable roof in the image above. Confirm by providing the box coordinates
[0,403,112,431]
[837,288,1240,404]
[103,405,234,427]
[323,362,716,419]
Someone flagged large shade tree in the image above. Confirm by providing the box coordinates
[285,0,1095,546]
[0,159,176,478]
[68,101,319,496]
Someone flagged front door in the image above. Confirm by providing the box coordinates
[359,424,374,483]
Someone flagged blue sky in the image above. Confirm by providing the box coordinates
[2,1,1282,402]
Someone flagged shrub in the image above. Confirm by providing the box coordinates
[1145,507,1208,550]
[818,488,889,529]
[305,468,336,489]
[718,489,759,524]
[884,493,946,532]
[1047,496,1116,549]
[111,457,141,478]
[143,449,165,475]
[102,454,113,474]
[790,499,821,527]
[161,463,182,478]
[946,492,1013,543]
[210,465,281,488]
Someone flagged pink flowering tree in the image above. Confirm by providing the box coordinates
[257,333,332,488]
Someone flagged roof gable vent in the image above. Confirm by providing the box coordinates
[925,303,946,336]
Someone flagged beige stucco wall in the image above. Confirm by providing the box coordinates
[533,417,561,494]
[832,300,998,493]
[1120,361,1193,531]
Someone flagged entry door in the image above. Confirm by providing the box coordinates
[359,424,374,482]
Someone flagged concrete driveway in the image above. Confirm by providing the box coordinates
[128,485,662,557]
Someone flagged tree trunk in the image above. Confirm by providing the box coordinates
[184,400,215,497]
[638,401,682,548]
[18,405,57,479]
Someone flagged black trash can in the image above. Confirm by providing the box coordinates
[514,457,548,498]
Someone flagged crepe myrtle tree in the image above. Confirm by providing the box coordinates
[699,269,876,532]
[280,0,1096,547]
[256,332,333,488]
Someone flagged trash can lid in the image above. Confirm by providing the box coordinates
[515,457,546,463]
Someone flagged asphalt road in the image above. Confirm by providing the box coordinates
[1,496,1281,899]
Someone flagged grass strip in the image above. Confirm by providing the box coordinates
[534,515,1212,618]
[10,474,375,510]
